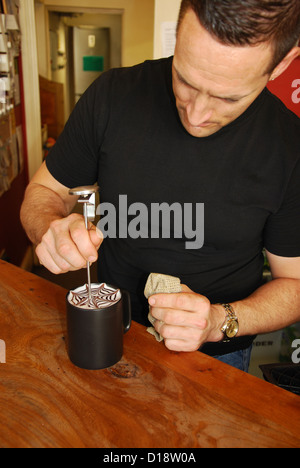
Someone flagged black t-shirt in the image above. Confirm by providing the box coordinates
[46,57,300,356]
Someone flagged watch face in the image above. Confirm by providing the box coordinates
[226,320,239,339]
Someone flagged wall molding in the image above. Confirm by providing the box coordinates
[19,0,43,180]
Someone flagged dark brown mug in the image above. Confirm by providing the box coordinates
[66,283,131,370]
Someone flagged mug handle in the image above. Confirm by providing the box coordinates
[121,289,131,333]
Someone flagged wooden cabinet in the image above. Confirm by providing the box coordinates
[39,75,64,140]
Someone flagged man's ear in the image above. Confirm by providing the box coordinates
[269,46,300,81]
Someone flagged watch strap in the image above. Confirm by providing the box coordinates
[219,303,239,340]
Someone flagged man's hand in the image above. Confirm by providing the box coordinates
[35,213,103,274]
[148,285,224,352]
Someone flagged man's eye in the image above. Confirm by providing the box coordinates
[223,97,239,103]
[178,77,189,87]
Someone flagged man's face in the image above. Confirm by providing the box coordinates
[173,9,274,138]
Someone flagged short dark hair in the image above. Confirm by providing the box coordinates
[177,0,300,73]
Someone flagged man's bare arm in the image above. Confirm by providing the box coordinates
[149,251,300,352]
[21,183,74,246]
[20,161,78,245]
[20,162,102,274]
[230,251,300,335]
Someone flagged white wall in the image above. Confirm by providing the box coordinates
[153,0,181,59]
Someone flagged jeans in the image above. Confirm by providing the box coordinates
[215,345,253,372]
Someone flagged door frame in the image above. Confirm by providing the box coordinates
[19,0,43,180]
[19,1,123,180]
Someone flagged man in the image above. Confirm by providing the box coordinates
[21,0,300,371]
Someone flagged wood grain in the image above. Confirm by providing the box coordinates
[0,260,300,448]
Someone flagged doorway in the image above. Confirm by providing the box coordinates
[72,26,110,104]
[47,10,122,123]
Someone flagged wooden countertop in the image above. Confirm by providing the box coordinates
[0,260,299,448]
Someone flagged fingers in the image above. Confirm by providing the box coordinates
[36,214,104,274]
[69,216,100,258]
[154,321,205,352]
[36,241,71,274]
[89,224,104,250]
[148,287,211,352]
[149,290,210,328]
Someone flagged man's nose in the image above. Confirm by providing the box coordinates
[186,96,213,126]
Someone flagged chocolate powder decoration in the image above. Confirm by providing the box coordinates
[69,283,121,309]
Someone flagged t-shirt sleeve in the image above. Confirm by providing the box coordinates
[45,71,111,188]
[264,157,300,257]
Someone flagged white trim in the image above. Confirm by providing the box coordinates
[19,0,43,180]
